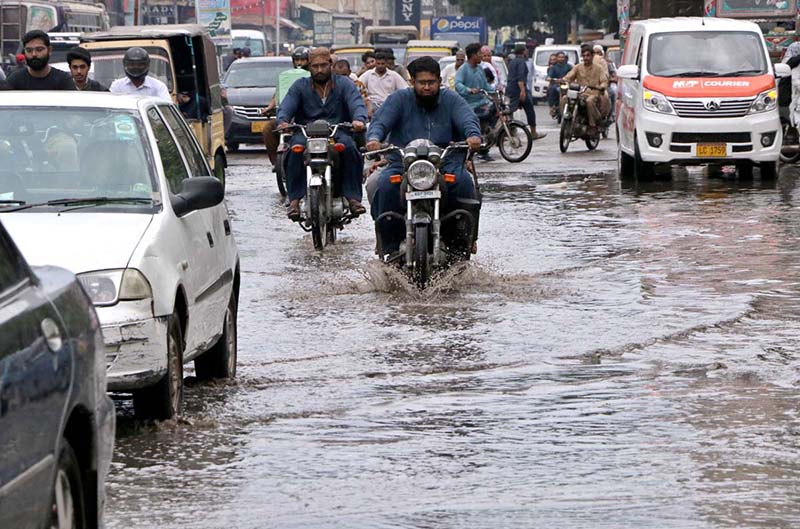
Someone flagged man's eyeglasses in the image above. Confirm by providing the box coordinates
[24,46,47,54]
[414,79,438,87]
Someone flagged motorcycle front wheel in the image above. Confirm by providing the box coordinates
[498,122,533,163]
[780,121,800,164]
[559,118,572,153]
[309,186,327,251]
[585,135,600,150]
[413,224,430,289]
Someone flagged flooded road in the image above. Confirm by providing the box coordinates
[106,128,800,528]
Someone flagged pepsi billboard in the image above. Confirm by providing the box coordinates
[431,16,487,47]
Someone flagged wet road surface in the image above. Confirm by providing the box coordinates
[106,122,800,528]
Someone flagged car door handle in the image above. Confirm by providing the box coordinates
[40,318,62,353]
[223,219,231,236]
[207,232,214,248]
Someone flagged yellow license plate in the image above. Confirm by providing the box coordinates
[696,143,727,157]
[251,121,267,133]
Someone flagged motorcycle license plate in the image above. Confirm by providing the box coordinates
[406,190,441,200]
[251,121,268,133]
[696,143,727,158]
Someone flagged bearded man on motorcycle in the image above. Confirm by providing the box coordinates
[366,56,482,254]
[562,44,610,135]
[277,47,368,220]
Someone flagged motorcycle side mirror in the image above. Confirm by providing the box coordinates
[617,64,640,80]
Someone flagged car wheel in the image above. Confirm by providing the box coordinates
[760,161,778,180]
[195,292,238,380]
[133,314,183,420]
[736,161,754,180]
[214,152,226,190]
[51,440,86,529]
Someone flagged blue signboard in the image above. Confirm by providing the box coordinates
[431,16,487,48]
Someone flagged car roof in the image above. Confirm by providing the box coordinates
[230,57,292,64]
[534,44,581,52]
[632,17,762,33]
[83,24,208,41]
[0,91,164,110]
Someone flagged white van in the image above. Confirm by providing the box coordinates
[617,17,790,180]
[231,29,268,57]
[530,44,581,102]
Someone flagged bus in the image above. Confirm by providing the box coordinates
[619,0,798,61]
[0,0,108,61]
[363,25,418,65]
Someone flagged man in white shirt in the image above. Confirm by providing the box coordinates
[358,51,407,116]
[109,47,171,102]
[441,50,465,90]
[480,45,504,93]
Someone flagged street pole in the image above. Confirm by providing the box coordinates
[275,0,280,55]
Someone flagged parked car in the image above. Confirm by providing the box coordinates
[0,219,115,529]
[0,91,241,420]
[530,44,580,103]
[222,56,292,150]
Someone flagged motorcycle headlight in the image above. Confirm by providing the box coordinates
[77,268,152,306]
[749,89,778,114]
[307,138,329,154]
[407,160,437,190]
[643,90,675,115]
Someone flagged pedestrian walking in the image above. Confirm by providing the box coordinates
[506,43,546,140]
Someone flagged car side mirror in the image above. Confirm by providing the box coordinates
[774,63,791,78]
[617,65,640,80]
[170,176,224,217]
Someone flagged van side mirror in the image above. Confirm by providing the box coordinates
[774,63,791,78]
[170,176,224,217]
[617,65,640,80]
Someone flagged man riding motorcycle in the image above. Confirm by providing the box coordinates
[562,44,610,135]
[366,56,482,255]
[277,47,367,220]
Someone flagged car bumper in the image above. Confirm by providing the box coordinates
[532,79,548,99]
[227,114,268,145]
[97,300,168,391]
[635,109,781,164]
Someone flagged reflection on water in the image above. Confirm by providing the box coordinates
[105,155,800,528]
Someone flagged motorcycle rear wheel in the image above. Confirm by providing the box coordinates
[498,123,533,163]
[780,122,800,164]
[559,118,572,153]
[275,152,287,196]
[413,225,430,289]
[309,186,326,250]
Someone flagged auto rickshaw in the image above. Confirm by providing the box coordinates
[81,24,228,184]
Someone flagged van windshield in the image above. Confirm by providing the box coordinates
[648,31,768,77]
[536,50,578,66]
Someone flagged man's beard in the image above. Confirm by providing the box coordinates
[27,56,49,71]
[313,72,330,85]
[415,90,439,110]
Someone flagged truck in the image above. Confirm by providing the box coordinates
[430,16,487,49]
[618,0,799,61]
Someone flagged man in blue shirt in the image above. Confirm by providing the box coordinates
[506,43,546,140]
[366,56,482,254]
[277,47,368,220]
[455,43,495,160]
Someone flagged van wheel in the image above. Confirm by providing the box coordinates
[618,147,634,181]
[214,152,226,190]
[50,440,86,529]
[633,135,655,182]
[760,161,778,180]
[195,292,237,380]
[134,314,183,420]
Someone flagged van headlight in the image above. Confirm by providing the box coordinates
[78,268,152,306]
[407,160,437,190]
[643,90,675,115]
[749,89,778,114]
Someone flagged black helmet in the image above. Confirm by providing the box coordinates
[123,47,150,80]
[291,46,310,61]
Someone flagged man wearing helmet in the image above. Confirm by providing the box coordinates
[109,47,171,102]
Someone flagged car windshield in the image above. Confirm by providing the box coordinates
[648,31,768,77]
[231,37,265,56]
[536,50,578,66]
[0,108,157,210]
[224,61,288,88]
[90,47,174,92]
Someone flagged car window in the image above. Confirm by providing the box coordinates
[91,47,174,92]
[0,107,156,208]
[0,225,29,292]
[223,61,289,88]
[147,107,189,195]
[159,106,210,177]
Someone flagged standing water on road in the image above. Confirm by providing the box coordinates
[106,140,800,528]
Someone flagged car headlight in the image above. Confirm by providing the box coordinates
[77,268,152,306]
[407,160,437,190]
[643,90,675,115]
[749,89,778,114]
[307,138,329,154]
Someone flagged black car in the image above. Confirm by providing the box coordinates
[0,220,115,528]
[223,56,292,150]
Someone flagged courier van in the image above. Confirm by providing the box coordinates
[616,18,791,181]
